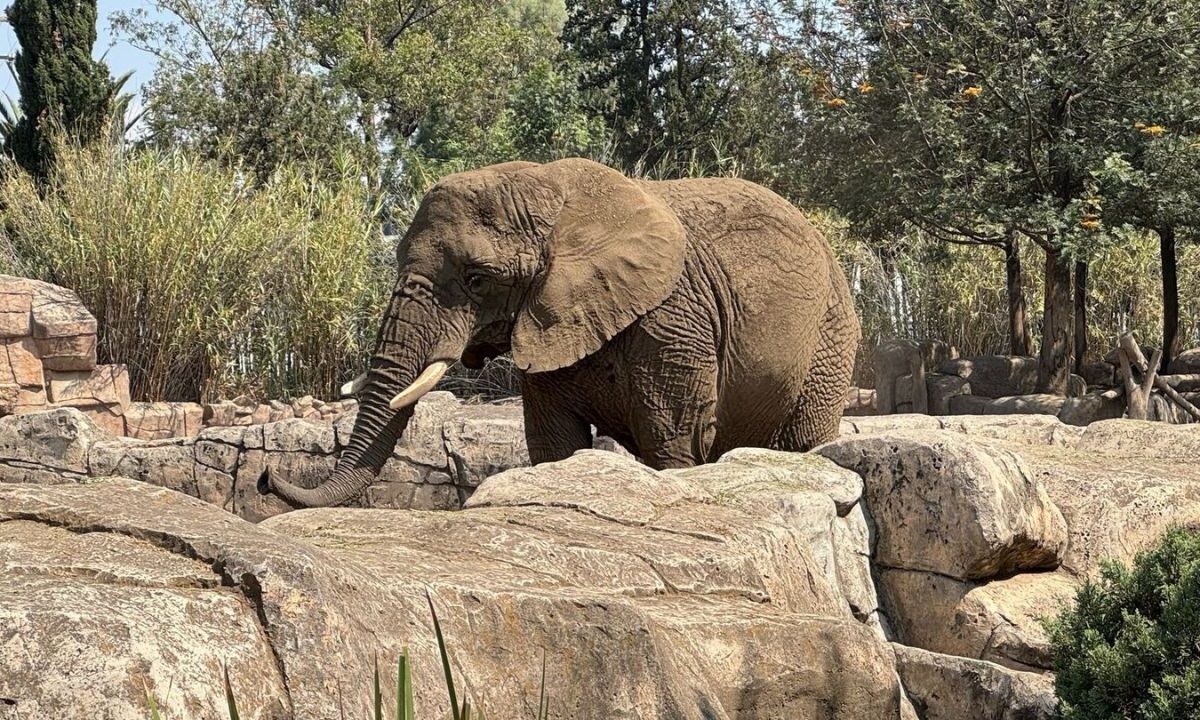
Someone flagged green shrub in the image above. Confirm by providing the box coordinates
[0,141,390,401]
[1049,526,1200,720]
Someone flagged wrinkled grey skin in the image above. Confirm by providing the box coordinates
[270,158,860,507]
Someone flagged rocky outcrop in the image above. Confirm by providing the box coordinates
[817,432,1067,580]
[0,452,915,720]
[894,644,1057,720]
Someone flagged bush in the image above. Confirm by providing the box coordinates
[0,141,390,401]
[1049,526,1200,720]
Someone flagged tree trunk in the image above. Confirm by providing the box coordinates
[1159,226,1180,373]
[1037,247,1074,394]
[1005,233,1032,356]
[1073,260,1088,373]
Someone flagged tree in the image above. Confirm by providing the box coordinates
[6,0,117,179]
[112,0,357,178]
[783,0,1200,393]
[563,0,748,170]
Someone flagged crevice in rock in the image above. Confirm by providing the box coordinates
[1,511,296,716]
[487,500,726,543]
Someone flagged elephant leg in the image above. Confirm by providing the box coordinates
[521,376,593,464]
[629,356,719,469]
[773,291,858,452]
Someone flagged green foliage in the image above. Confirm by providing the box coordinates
[0,139,389,401]
[1050,527,1200,720]
[7,0,119,179]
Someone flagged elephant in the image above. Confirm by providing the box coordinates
[269,158,860,507]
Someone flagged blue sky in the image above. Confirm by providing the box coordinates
[0,0,163,101]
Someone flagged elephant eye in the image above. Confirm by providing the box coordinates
[465,270,490,294]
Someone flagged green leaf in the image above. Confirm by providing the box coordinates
[397,648,413,720]
[223,665,240,720]
[427,589,462,720]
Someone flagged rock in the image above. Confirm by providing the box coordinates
[950,393,1000,414]
[927,373,971,415]
[714,447,864,514]
[76,403,126,436]
[1016,438,1200,576]
[938,356,1039,399]
[0,518,289,720]
[1058,391,1126,426]
[880,569,1077,671]
[194,426,247,474]
[985,394,1067,416]
[33,334,97,372]
[0,337,43,387]
[0,287,31,337]
[1074,418,1200,459]
[388,390,461,467]
[1106,343,1158,366]
[817,431,1068,580]
[874,338,957,414]
[88,438,197,497]
[894,644,1057,720]
[844,414,942,434]
[202,400,239,426]
[937,415,1080,447]
[1167,347,1200,374]
[834,501,879,622]
[443,401,529,487]
[0,407,110,478]
[262,418,337,454]
[124,401,204,440]
[44,364,130,410]
[0,472,913,720]
[1079,360,1117,387]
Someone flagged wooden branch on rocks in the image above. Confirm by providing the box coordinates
[1158,374,1200,392]
[1116,332,1200,421]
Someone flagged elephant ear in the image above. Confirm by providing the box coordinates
[511,159,687,373]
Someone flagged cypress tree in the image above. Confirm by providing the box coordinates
[6,0,114,179]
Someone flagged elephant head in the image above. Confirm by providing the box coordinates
[269,159,687,507]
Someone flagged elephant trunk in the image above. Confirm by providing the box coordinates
[270,295,457,508]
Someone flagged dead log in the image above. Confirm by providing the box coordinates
[1117,332,1200,422]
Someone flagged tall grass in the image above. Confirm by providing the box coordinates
[0,142,390,401]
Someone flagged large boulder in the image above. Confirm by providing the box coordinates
[816,431,1068,580]
[1167,347,1200,374]
[893,644,1057,720]
[0,406,111,483]
[879,569,1077,671]
[938,356,1039,399]
[0,518,289,719]
[0,451,914,720]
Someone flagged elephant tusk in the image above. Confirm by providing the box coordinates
[389,361,451,410]
[340,372,368,397]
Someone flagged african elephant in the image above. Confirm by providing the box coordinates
[269,158,860,507]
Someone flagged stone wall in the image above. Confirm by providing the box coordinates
[0,275,360,441]
[11,412,1200,718]
[0,390,532,521]
[871,337,1200,425]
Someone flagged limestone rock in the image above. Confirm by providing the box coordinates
[44,364,130,410]
[124,401,204,440]
[1167,347,1200,375]
[938,356,1039,399]
[950,393,1000,415]
[843,414,942,434]
[443,401,529,487]
[937,414,1080,447]
[927,373,971,415]
[1016,439,1200,576]
[89,438,197,497]
[1057,391,1126,427]
[262,418,337,454]
[985,394,1067,416]
[715,447,864,514]
[817,431,1068,580]
[0,472,913,720]
[0,518,289,720]
[0,407,110,478]
[880,569,1076,671]
[894,644,1057,720]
